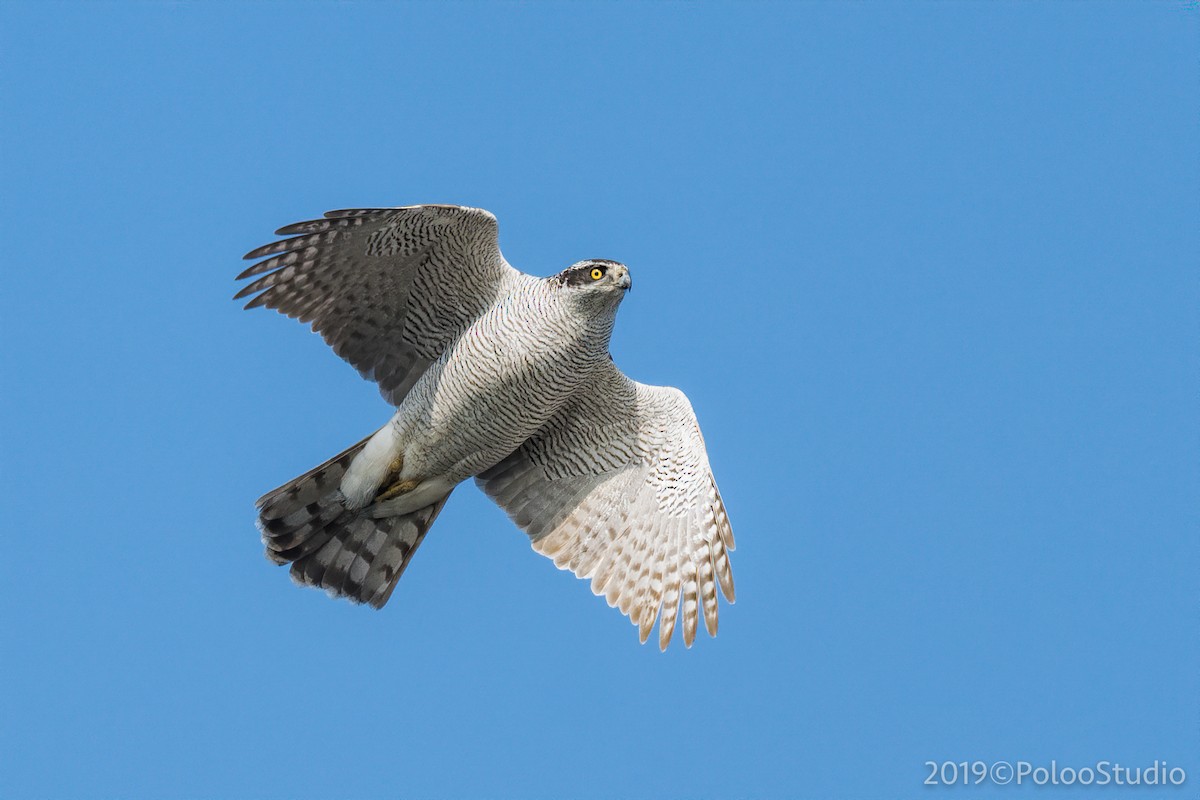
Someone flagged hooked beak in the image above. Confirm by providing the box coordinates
[616,268,632,291]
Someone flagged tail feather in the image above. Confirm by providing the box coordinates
[264,502,347,562]
[317,516,380,597]
[362,496,450,607]
[257,433,372,522]
[255,435,451,607]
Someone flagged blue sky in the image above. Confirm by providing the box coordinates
[1,2,1196,798]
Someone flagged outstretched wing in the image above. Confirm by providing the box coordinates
[236,205,526,406]
[476,360,735,650]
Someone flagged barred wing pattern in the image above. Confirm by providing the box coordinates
[236,205,523,405]
[476,360,735,650]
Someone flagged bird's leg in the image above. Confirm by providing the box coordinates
[373,455,420,502]
[387,456,403,477]
[376,478,421,502]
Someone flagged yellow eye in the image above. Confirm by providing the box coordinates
[590,267,604,280]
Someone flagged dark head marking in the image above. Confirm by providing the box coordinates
[555,259,625,287]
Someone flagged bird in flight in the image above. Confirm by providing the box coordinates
[235,205,735,649]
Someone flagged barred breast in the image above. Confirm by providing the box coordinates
[389,277,617,485]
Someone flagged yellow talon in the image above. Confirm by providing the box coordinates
[376,478,420,502]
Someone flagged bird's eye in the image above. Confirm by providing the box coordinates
[590,267,604,280]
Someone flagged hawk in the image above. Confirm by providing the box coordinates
[235,205,735,649]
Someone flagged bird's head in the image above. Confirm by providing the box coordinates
[555,259,633,302]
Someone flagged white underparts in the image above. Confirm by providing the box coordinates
[341,425,403,509]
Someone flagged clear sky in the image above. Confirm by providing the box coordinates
[1,3,1196,798]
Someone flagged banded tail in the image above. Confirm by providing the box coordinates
[256,435,450,607]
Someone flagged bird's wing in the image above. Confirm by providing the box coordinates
[476,359,735,650]
[236,205,525,406]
